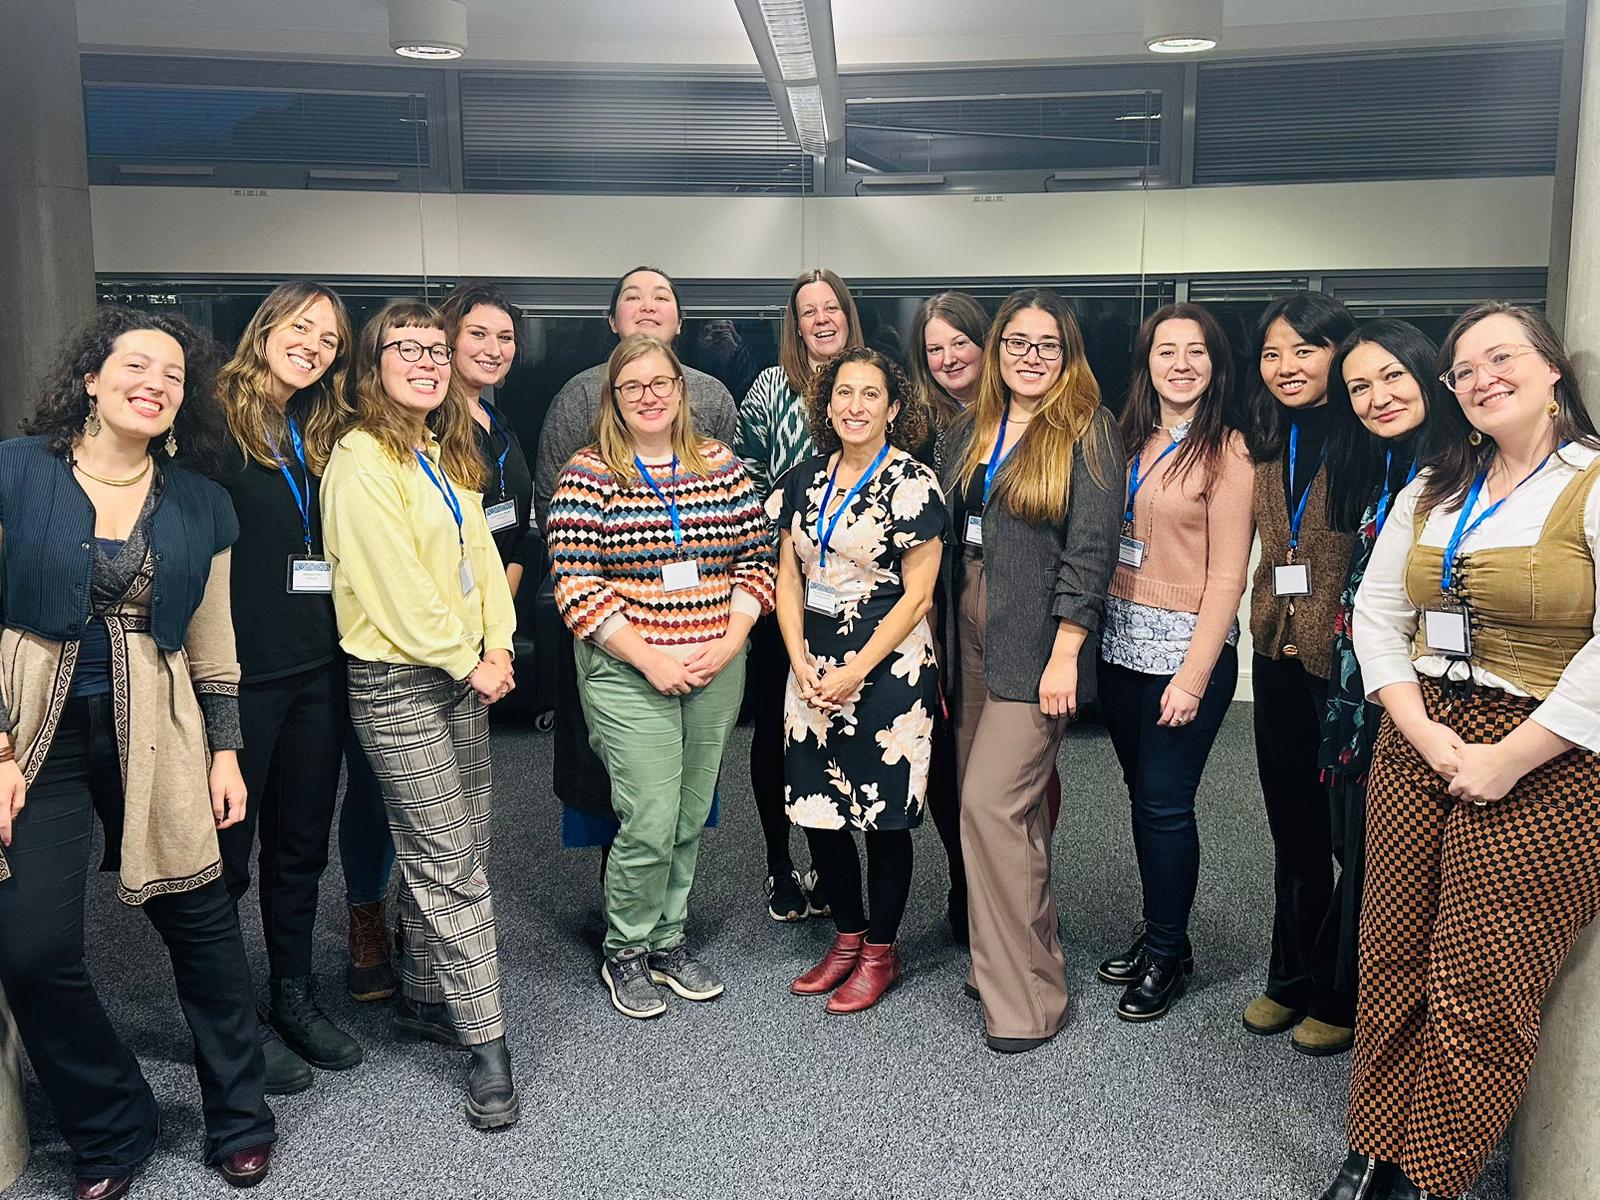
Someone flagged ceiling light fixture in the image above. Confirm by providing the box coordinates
[734,0,842,155]
[1143,0,1222,54]
[389,0,468,60]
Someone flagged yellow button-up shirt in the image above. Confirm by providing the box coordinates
[322,429,515,680]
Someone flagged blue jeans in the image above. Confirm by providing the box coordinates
[1097,646,1237,961]
[339,734,396,906]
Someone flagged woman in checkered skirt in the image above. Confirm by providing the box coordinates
[1319,302,1600,1200]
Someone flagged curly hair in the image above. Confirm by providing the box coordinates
[21,305,230,479]
[805,346,929,455]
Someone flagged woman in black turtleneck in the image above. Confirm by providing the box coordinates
[1315,319,1441,1057]
[1241,292,1361,1056]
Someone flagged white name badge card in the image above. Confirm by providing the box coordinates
[1118,535,1146,569]
[286,556,333,594]
[1424,607,1472,657]
[964,513,983,547]
[805,579,840,616]
[458,554,476,596]
[661,558,701,593]
[484,499,519,533]
[1273,564,1311,597]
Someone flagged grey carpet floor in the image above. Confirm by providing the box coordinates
[8,709,1512,1200]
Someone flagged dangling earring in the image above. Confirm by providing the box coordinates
[1548,398,1561,418]
[165,429,179,457]
[84,401,102,438]
[1468,429,1483,446]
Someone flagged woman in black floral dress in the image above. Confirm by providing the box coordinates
[772,347,947,1014]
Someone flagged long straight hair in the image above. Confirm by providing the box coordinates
[1421,301,1600,514]
[1120,302,1236,490]
[1323,320,1441,532]
[349,299,488,491]
[778,269,865,395]
[1244,291,1358,462]
[591,334,712,486]
[218,282,354,472]
[907,291,991,431]
[953,289,1111,524]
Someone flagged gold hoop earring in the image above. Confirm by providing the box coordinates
[84,402,102,438]
[1468,429,1483,446]
[165,429,179,457]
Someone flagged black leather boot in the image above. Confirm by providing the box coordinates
[257,1015,312,1096]
[1387,1169,1452,1200]
[1097,923,1196,985]
[1316,1151,1396,1200]
[396,994,462,1047]
[1115,953,1192,1022]
[465,1037,520,1130]
[267,976,363,1070]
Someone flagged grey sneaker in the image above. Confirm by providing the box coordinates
[647,943,726,1002]
[602,947,668,1019]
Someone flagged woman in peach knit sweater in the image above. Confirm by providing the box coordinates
[1093,303,1255,1022]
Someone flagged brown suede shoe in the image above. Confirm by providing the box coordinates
[826,941,903,1014]
[1242,993,1304,1036]
[1292,1016,1355,1057]
[216,1143,273,1189]
[74,1178,131,1200]
[346,900,396,1002]
[791,931,864,994]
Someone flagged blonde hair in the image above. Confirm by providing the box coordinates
[592,334,712,485]
[218,282,355,471]
[954,289,1111,524]
[779,269,864,395]
[349,299,488,491]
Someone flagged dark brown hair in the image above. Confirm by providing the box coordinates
[805,346,928,455]
[1120,302,1237,490]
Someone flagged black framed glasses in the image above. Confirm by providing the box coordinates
[613,375,682,404]
[999,335,1064,362]
[382,339,452,366]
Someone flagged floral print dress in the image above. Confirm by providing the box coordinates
[772,451,948,831]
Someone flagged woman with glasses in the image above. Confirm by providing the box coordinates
[546,335,775,1019]
[1093,303,1254,1023]
[1318,303,1600,1200]
[739,268,865,924]
[320,299,520,1130]
[533,266,741,865]
[937,289,1122,1053]
[1241,291,1361,1057]
[212,282,365,1096]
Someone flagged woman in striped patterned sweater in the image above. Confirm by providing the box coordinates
[547,334,777,1019]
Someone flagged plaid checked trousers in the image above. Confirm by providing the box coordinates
[347,661,505,1045]
[1349,680,1600,1196]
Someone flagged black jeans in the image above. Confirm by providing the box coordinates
[1252,652,1353,1026]
[1098,646,1237,962]
[219,661,347,979]
[0,696,274,1174]
[748,615,799,876]
[804,827,914,944]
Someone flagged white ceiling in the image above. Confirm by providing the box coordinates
[75,0,1565,69]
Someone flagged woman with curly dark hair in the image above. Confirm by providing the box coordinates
[0,307,276,1197]
[775,346,947,1013]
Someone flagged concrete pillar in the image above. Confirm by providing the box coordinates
[0,0,96,441]
[1513,3,1600,1197]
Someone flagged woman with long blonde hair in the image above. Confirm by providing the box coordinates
[320,298,519,1130]
[936,288,1122,1053]
[213,282,366,1096]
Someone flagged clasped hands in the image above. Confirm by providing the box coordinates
[792,653,865,713]
[469,649,516,705]
[1409,719,1525,806]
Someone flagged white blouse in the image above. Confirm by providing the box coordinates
[1352,443,1600,752]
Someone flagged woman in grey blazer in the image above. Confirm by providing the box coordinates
[936,288,1122,1054]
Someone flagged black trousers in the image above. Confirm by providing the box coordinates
[218,661,347,979]
[925,699,966,916]
[804,827,914,944]
[747,614,799,876]
[0,696,274,1174]
[1098,646,1237,961]
[1251,652,1353,1026]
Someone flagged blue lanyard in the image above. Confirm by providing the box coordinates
[982,402,1017,504]
[1125,436,1181,525]
[272,416,314,555]
[1287,422,1324,553]
[414,449,464,547]
[1440,448,1561,592]
[817,443,891,566]
[1372,450,1419,537]
[480,402,511,500]
[635,456,683,548]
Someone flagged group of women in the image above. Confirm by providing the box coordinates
[0,262,1594,1200]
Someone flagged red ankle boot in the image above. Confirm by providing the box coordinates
[791,931,865,994]
[826,941,902,1014]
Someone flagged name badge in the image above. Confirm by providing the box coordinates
[1273,564,1311,597]
[805,579,839,616]
[484,499,519,533]
[1424,606,1472,658]
[286,555,333,594]
[458,554,476,596]
[1118,535,1147,569]
[963,513,983,547]
[661,558,701,593]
